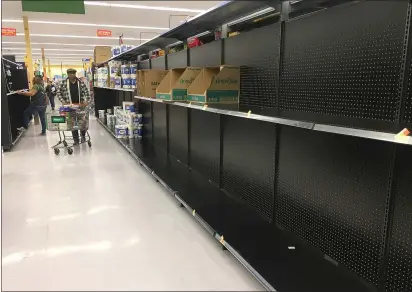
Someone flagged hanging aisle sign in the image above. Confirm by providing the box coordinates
[2,28,16,36]
[97,30,112,37]
[21,0,85,14]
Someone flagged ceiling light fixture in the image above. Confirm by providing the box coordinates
[84,1,205,13]
[15,33,150,41]
[2,42,126,47]
[16,61,84,64]
[10,53,90,56]
[3,47,93,52]
[2,19,168,31]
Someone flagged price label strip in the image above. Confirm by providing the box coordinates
[219,235,226,246]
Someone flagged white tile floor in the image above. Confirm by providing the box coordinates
[2,117,264,291]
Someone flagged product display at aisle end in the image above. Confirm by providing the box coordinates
[94,45,137,90]
[92,1,412,292]
[2,58,31,150]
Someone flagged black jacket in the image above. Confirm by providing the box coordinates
[45,84,57,97]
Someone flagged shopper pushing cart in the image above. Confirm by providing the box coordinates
[57,68,91,144]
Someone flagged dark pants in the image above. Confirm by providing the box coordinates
[49,95,55,110]
[72,130,86,142]
[24,104,46,134]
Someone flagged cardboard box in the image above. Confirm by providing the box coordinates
[94,46,112,64]
[155,68,185,101]
[137,70,168,97]
[156,67,202,101]
[187,66,240,104]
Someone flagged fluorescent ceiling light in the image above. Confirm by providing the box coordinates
[2,19,168,31]
[15,33,150,41]
[16,61,84,64]
[2,42,120,47]
[11,53,90,56]
[3,47,93,52]
[226,7,276,26]
[84,1,205,13]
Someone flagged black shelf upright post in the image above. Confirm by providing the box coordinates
[378,2,412,290]
[378,143,401,292]
[399,1,412,128]
[272,0,290,222]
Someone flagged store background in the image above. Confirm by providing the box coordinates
[1,0,221,76]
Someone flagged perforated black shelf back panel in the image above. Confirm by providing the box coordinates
[189,40,222,67]
[276,126,393,286]
[167,50,188,69]
[404,54,412,124]
[152,102,167,151]
[138,100,152,138]
[385,145,412,292]
[224,23,279,109]
[222,116,276,221]
[280,1,408,130]
[189,109,220,185]
[168,105,188,165]
[150,56,166,69]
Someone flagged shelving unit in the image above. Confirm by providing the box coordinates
[2,59,30,150]
[93,1,412,292]
[94,86,134,92]
[135,96,412,146]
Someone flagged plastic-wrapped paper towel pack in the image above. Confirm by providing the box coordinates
[123,101,134,112]
[115,125,128,139]
[98,110,106,123]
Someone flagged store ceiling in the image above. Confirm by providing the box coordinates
[1,1,221,65]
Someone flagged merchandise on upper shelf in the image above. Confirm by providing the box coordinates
[111,45,135,57]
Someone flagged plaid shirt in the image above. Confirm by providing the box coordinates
[57,78,90,104]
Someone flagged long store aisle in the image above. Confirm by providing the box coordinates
[2,118,264,291]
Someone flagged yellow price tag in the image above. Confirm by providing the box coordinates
[395,135,411,143]
[219,235,225,245]
[247,110,251,117]
[202,104,208,110]
[394,128,411,143]
[192,209,196,216]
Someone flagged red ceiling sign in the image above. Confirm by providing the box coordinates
[97,29,112,37]
[2,28,16,36]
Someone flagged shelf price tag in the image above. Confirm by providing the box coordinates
[192,209,196,216]
[202,104,208,110]
[394,128,410,143]
[188,102,192,107]
[219,235,225,245]
[247,110,251,117]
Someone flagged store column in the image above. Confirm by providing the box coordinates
[48,59,51,79]
[23,16,34,85]
[23,15,39,125]
[41,47,47,80]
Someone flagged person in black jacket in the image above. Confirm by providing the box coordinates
[45,79,57,110]
[56,69,90,144]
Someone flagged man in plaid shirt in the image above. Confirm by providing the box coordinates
[57,68,91,144]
